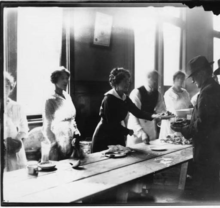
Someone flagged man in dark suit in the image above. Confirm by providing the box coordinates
[172,55,220,199]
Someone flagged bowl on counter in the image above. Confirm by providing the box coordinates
[174,108,193,118]
[25,148,41,161]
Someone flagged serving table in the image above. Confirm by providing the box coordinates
[3,140,193,204]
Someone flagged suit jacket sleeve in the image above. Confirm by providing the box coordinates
[182,90,219,140]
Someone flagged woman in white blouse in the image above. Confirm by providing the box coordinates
[159,71,192,140]
[43,67,81,161]
[4,72,28,171]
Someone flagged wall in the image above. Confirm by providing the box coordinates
[67,8,134,139]
[185,7,213,98]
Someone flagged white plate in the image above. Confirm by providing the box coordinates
[105,151,127,158]
[160,115,175,120]
[38,161,56,170]
[150,146,167,151]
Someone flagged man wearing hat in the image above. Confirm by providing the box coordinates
[171,55,220,199]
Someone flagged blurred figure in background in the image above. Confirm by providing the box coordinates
[159,71,191,140]
[4,71,28,171]
[127,70,165,146]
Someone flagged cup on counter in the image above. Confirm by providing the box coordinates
[27,161,39,176]
[80,139,92,154]
[41,141,51,163]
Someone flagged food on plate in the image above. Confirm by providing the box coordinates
[159,111,175,118]
[106,145,132,154]
[161,132,192,145]
[160,111,175,116]
[171,118,189,127]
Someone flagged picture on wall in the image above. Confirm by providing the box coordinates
[93,12,113,47]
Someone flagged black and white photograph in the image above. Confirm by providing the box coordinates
[1,1,220,206]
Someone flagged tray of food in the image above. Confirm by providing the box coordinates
[161,133,192,145]
[104,145,134,158]
[159,111,175,119]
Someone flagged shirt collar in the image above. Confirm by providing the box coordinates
[105,88,126,101]
[144,84,156,93]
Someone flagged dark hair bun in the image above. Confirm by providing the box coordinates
[109,67,130,88]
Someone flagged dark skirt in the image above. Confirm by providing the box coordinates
[91,120,126,153]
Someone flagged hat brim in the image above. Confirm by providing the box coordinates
[187,61,214,79]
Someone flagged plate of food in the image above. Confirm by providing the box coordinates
[104,145,134,158]
[161,133,192,145]
[171,118,189,127]
[105,151,127,158]
[38,161,56,170]
[150,146,167,151]
[159,111,175,120]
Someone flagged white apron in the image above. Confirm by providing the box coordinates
[126,87,165,147]
[159,87,191,140]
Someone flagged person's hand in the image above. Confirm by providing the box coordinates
[128,129,134,136]
[170,124,182,133]
[143,136,150,145]
[151,114,161,120]
[140,131,150,144]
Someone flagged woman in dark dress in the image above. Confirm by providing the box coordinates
[91,68,160,153]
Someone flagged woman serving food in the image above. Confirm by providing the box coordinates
[91,67,160,153]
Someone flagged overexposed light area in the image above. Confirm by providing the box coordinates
[162,6,181,18]
[163,23,181,86]
[213,37,220,70]
[17,8,63,115]
[213,14,220,32]
[133,8,156,87]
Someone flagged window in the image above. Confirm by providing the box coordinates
[163,23,181,85]
[16,8,63,116]
[133,7,185,89]
[213,37,220,70]
[133,9,156,87]
[213,15,220,71]
[213,14,220,32]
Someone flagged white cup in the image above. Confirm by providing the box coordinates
[80,141,92,154]
[27,164,39,176]
[41,141,51,163]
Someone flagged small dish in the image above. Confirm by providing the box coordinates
[38,161,56,170]
[150,146,167,151]
[105,151,127,158]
